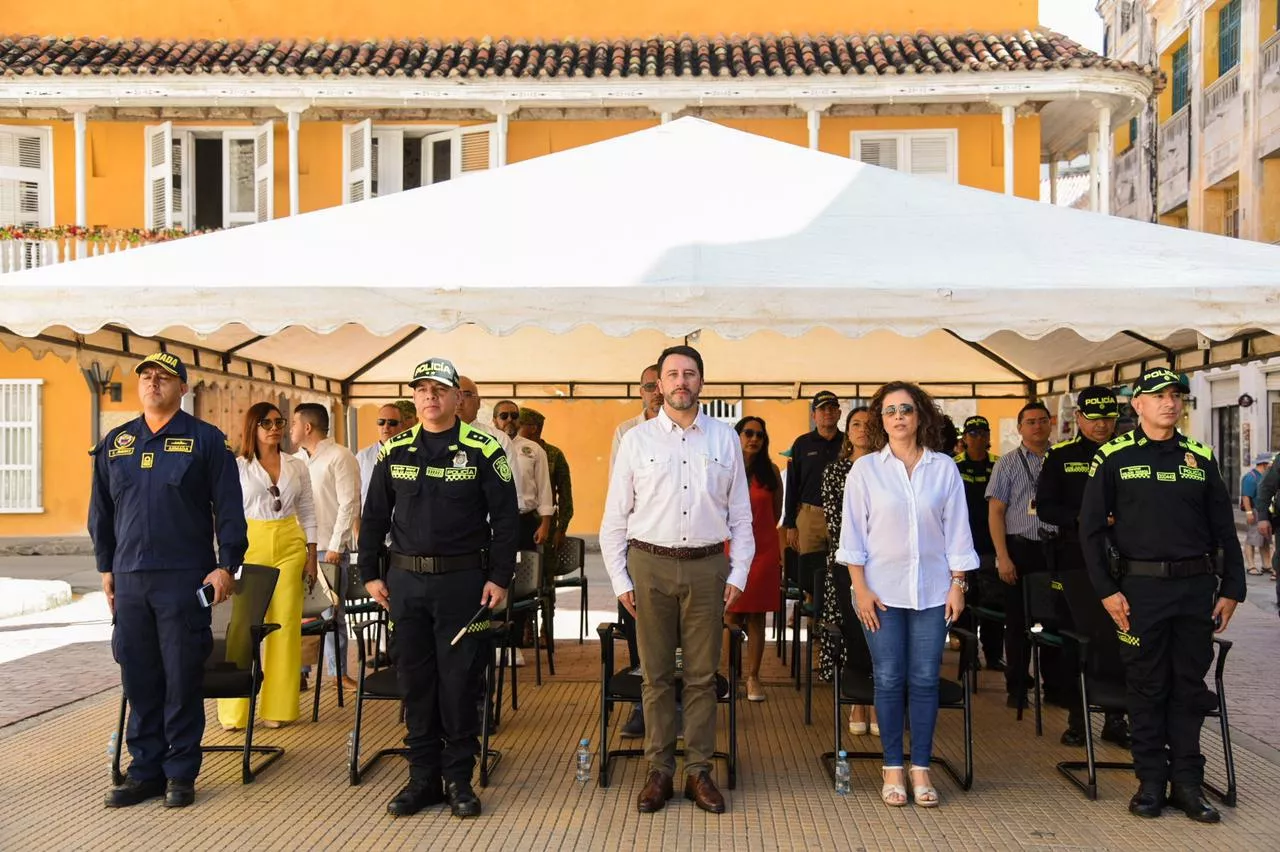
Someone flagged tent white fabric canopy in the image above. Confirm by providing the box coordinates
[6,117,1280,391]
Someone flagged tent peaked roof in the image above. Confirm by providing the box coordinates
[5,116,1280,385]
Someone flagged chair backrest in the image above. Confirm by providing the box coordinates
[795,550,826,595]
[1022,571,1060,629]
[211,563,280,672]
[550,537,586,579]
[345,557,373,601]
[509,550,542,601]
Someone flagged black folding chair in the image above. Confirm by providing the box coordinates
[597,622,741,789]
[822,621,976,791]
[111,564,284,786]
[302,560,344,722]
[776,548,800,659]
[802,563,830,724]
[347,612,502,787]
[548,536,589,645]
[1022,571,1067,734]
[1056,611,1237,805]
[493,550,547,718]
[790,551,826,687]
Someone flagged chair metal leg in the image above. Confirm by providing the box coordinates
[349,678,365,785]
[335,624,346,709]
[312,652,324,722]
[1206,700,1238,806]
[579,578,588,645]
[1032,642,1043,736]
[533,607,543,687]
[112,692,127,786]
[803,629,814,724]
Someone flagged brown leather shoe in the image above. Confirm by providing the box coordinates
[636,771,674,813]
[684,770,726,813]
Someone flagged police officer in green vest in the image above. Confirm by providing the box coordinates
[358,357,519,819]
[1079,368,1245,823]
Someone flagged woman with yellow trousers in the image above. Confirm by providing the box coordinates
[218,402,318,730]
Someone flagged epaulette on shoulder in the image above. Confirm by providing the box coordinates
[378,424,419,460]
[1097,431,1136,459]
[952,452,964,463]
[1179,434,1213,461]
[1050,436,1079,452]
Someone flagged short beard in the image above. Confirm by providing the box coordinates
[666,394,698,412]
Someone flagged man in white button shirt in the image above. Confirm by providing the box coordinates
[357,401,417,506]
[457,376,522,495]
[610,363,663,469]
[600,345,754,816]
[291,403,362,689]
[492,399,553,550]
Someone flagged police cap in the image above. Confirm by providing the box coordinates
[409,358,460,389]
[811,390,839,411]
[1132,367,1190,396]
[962,416,990,435]
[1076,385,1119,419]
[134,351,187,383]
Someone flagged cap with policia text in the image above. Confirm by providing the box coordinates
[1132,367,1190,396]
[811,390,839,410]
[1076,385,1119,419]
[963,416,990,434]
[134,352,188,383]
[409,358,460,389]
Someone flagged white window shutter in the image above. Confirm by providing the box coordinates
[144,122,174,230]
[254,120,274,223]
[370,129,406,196]
[423,130,454,184]
[0,379,43,513]
[907,134,955,182]
[855,136,900,170]
[170,133,189,224]
[457,124,497,175]
[343,119,372,204]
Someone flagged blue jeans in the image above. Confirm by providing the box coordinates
[862,604,947,768]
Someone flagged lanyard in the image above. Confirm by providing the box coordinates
[1016,445,1040,484]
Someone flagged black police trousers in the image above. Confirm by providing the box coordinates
[1117,573,1218,786]
[112,569,213,783]
[1003,536,1069,699]
[387,565,490,784]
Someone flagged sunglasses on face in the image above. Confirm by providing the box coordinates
[741,428,765,439]
[258,417,287,430]
[267,484,282,512]
[495,411,518,421]
[640,382,659,392]
[881,404,916,417]
[376,418,401,427]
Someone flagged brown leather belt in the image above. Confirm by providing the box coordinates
[628,539,723,561]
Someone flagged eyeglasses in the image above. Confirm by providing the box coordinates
[267,484,282,512]
[741,428,765,439]
[376,418,401,427]
[640,382,659,393]
[1021,417,1051,427]
[881,404,916,417]
[495,412,518,421]
[258,417,287,430]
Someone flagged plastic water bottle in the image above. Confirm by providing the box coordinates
[107,731,118,759]
[575,738,592,783]
[834,750,851,796]
[346,731,355,765]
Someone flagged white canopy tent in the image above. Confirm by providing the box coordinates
[6,117,1280,399]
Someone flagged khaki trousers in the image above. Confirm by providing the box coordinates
[629,548,728,777]
[795,503,829,555]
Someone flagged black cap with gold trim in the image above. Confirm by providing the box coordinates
[409,358,460,389]
[1076,385,1119,419]
[134,351,187,383]
[1133,367,1190,396]
[962,416,990,434]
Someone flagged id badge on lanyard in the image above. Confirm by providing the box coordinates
[1018,449,1039,517]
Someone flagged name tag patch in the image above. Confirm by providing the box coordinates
[164,438,194,453]
[107,447,135,458]
[1063,462,1090,474]
[1179,466,1205,481]
[141,452,155,469]
[425,466,445,479]
[390,464,420,480]
[1157,471,1177,482]
[1119,465,1151,480]
[444,467,477,482]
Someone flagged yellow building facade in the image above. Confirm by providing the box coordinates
[0,1,1153,536]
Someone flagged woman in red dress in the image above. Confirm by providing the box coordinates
[726,416,783,702]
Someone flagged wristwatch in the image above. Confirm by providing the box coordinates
[950,576,969,593]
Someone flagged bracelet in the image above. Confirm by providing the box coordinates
[950,576,969,593]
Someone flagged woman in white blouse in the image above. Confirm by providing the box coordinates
[217,402,318,730]
[836,382,978,809]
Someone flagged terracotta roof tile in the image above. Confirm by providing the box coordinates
[0,31,1156,80]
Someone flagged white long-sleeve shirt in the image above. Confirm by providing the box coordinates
[610,411,648,469]
[356,441,381,507]
[295,438,361,554]
[600,408,755,596]
[237,454,318,543]
[510,435,554,515]
[836,445,979,610]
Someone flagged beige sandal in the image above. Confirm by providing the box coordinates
[910,766,939,808]
[881,767,907,807]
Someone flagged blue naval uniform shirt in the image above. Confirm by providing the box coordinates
[88,410,248,574]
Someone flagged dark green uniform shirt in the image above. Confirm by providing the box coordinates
[1079,427,1246,601]
[543,441,574,536]
[953,451,998,555]
[357,419,519,588]
[1036,435,1104,539]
